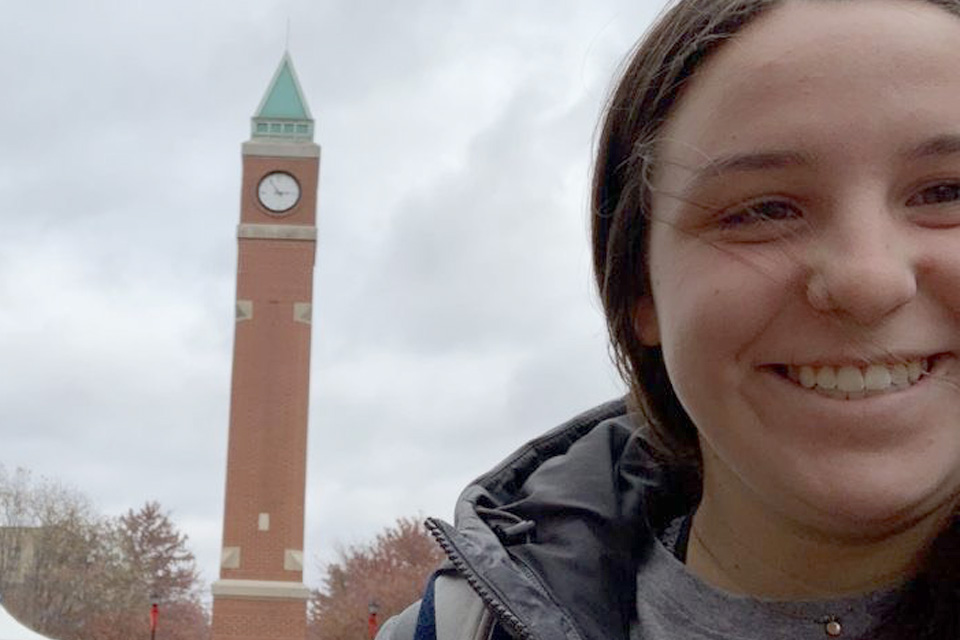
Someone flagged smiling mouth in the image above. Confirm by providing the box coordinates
[769,356,947,400]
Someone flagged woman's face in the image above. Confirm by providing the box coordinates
[639,0,960,536]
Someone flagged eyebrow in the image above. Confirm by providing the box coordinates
[677,133,960,195]
[693,150,810,178]
[906,133,960,161]
[678,150,813,196]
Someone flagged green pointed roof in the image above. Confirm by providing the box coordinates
[251,53,315,141]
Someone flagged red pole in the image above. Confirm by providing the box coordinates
[150,603,159,640]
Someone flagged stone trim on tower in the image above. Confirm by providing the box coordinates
[212,580,311,600]
[237,223,317,241]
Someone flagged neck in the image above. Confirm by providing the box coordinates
[686,460,952,600]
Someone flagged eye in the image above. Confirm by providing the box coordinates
[718,200,801,228]
[906,182,960,207]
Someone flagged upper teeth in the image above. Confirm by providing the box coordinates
[787,360,926,395]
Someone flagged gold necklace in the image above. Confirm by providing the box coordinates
[689,523,847,637]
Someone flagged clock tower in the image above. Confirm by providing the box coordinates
[211,53,319,640]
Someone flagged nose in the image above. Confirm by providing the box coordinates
[805,211,917,325]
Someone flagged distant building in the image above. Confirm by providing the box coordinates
[0,527,40,586]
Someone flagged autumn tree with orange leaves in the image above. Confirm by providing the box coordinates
[309,517,444,640]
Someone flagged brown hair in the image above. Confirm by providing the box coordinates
[592,0,960,466]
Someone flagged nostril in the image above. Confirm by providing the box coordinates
[805,264,917,325]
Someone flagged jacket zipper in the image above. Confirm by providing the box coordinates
[425,517,535,640]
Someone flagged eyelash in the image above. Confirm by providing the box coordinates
[906,182,960,207]
[717,181,960,230]
[718,199,801,229]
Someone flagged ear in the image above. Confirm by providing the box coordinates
[633,297,660,346]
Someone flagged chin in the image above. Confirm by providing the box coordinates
[780,462,960,542]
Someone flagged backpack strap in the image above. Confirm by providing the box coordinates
[376,600,422,640]
[433,573,495,640]
[377,570,497,640]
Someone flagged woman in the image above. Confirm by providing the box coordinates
[380,0,960,637]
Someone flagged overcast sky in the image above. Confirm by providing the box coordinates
[1,1,665,593]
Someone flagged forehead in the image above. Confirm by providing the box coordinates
[656,0,960,177]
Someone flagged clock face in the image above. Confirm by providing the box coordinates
[257,172,301,213]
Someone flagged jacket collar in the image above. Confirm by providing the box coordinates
[430,399,700,640]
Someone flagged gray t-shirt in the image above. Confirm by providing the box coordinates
[632,523,902,640]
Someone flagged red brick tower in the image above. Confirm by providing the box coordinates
[211,53,319,640]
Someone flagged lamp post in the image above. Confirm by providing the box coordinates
[149,594,159,640]
[368,600,380,640]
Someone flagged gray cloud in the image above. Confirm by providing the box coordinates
[1,0,660,590]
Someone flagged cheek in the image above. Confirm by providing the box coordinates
[651,245,790,354]
[656,282,744,403]
[920,245,960,317]
[649,241,799,405]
